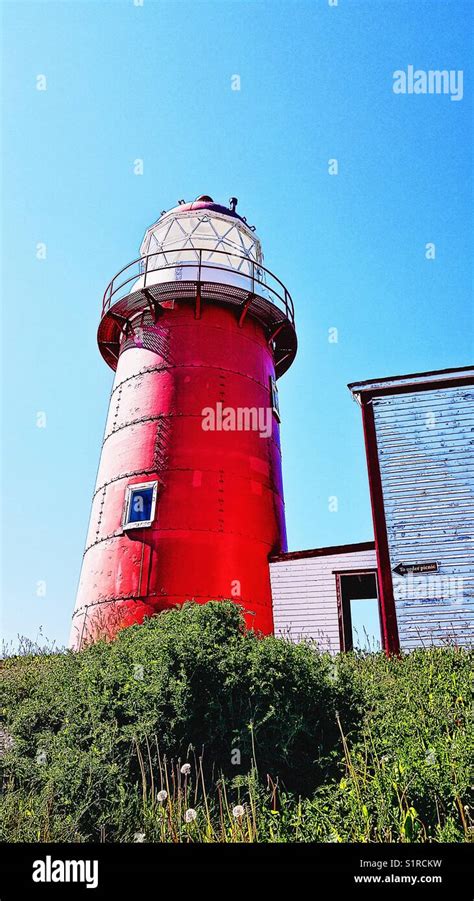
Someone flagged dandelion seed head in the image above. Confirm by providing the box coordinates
[232,804,245,819]
[185,808,197,823]
[181,763,191,775]
[157,790,167,802]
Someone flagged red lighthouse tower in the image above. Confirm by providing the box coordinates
[70,196,297,649]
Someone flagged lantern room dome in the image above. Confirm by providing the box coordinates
[139,195,261,264]
[156,194,251,227]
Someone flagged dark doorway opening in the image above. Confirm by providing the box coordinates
[335,570,381,652]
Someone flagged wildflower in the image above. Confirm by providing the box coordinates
[133,832,145,842]
[180,763,191,776]
[232,805,245,819]
[0,729,14,756]
[157,790,167,802]
[185,808,197,823]
[327,663,338,683]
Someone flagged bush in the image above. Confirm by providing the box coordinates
[0,602,471,842]
[0,602,359,839]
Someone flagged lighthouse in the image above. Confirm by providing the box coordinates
[70,196,297,649]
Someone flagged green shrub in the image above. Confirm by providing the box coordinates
[0,602,472,843]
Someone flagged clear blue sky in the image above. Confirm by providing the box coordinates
[1,0,472,648]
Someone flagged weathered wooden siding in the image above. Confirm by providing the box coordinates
[373,386,474,649]
[270,548,377,652]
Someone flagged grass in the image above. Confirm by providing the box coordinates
[0,602,472,843]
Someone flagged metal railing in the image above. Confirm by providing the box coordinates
[101,247,295,326]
